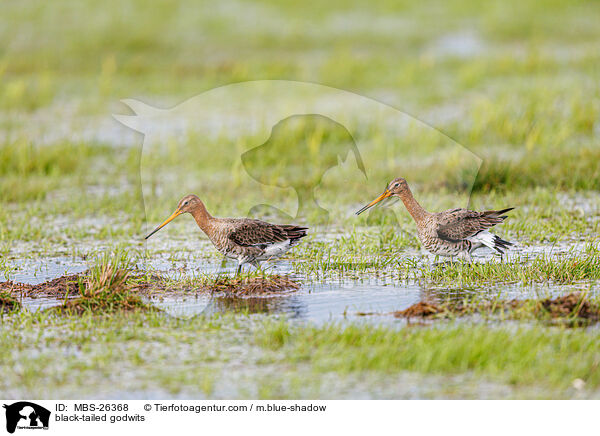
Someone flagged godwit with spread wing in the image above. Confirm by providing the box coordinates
[145,195,308,273]
[356,177,514,261]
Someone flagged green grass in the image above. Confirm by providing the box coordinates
[292,232,600,284]
[257,321,600,391]
[420,243,600,285]
[472,145,600,193]
[1,0,600,399]
[41,249,153,315]
[1,309,599,398]
[1,1,599,214]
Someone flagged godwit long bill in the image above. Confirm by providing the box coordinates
[145,195,308,273]
[356,177,514,261]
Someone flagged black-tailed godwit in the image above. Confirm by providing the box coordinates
[145,195,308,273]
[356,177,514,261]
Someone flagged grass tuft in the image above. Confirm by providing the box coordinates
[0,291,21,313]
[52,251,153,315]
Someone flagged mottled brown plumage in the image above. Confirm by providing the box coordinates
[145,195,308,273]
[356,178,514,261]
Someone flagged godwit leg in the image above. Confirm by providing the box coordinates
[216,255,233,278]
[458,251,473,263]
[220,256,228,270]
[432,255,453,268]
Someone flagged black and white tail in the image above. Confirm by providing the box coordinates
[281,225,309,246]
[491,234,513,254]
[469,231,513,254]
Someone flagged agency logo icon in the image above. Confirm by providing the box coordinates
[3,402,50,434]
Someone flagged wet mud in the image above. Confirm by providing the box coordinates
[393,292,600,325]
[0,274,83,298]
[538,293,600,323]
[0,271,300,304]
[393,302,443,318]
[0,292,21,313]
[207,275,300,296]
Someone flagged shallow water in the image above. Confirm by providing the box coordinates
[147,281,424,323]
[5,257,88,285]
[10,247,598,325]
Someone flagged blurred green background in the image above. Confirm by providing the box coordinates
[2,0,598,108]
[2,1,600,401]
[1,0,599,246]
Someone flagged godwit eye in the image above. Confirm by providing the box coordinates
[183,201,189,206]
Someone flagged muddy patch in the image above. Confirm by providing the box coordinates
[0,291,21,313]
[394,302,443,318]
[1,273,83,298]
[1,272,300,298]
[392,292,600,325]
[207,275,300,296]
[51,294,153,315]
[538,293,600,323]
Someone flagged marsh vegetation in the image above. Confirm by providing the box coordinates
[1,0,599,399]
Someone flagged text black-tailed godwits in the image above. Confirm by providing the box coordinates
[356,177,514,261]
[145,194,308,273]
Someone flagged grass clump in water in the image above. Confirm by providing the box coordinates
[394,292,600,327]
[0,291,21,313]
[52,251,153,315]
[208,274,300,296]
[122,268,301,296]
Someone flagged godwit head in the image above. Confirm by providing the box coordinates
[145,194,208,239]
[355,177,409,215]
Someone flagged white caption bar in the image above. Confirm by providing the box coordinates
[0,400,596,435]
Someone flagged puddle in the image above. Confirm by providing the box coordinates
[145,295,213,317]
[147,279,597,324]
[18,297,63,312]
[155,281,425,323]
[4,257,89,285]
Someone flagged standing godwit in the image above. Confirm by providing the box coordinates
[145,195,308,273]
[356,177,514,261]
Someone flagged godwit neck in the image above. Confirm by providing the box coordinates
[355,177,430,222]
[190,200,214,232]
[397,184,428,224]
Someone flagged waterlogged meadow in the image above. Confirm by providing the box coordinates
[1,0,600,399]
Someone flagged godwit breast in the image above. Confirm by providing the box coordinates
[145,194,308,273]
[356,177,514,261]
